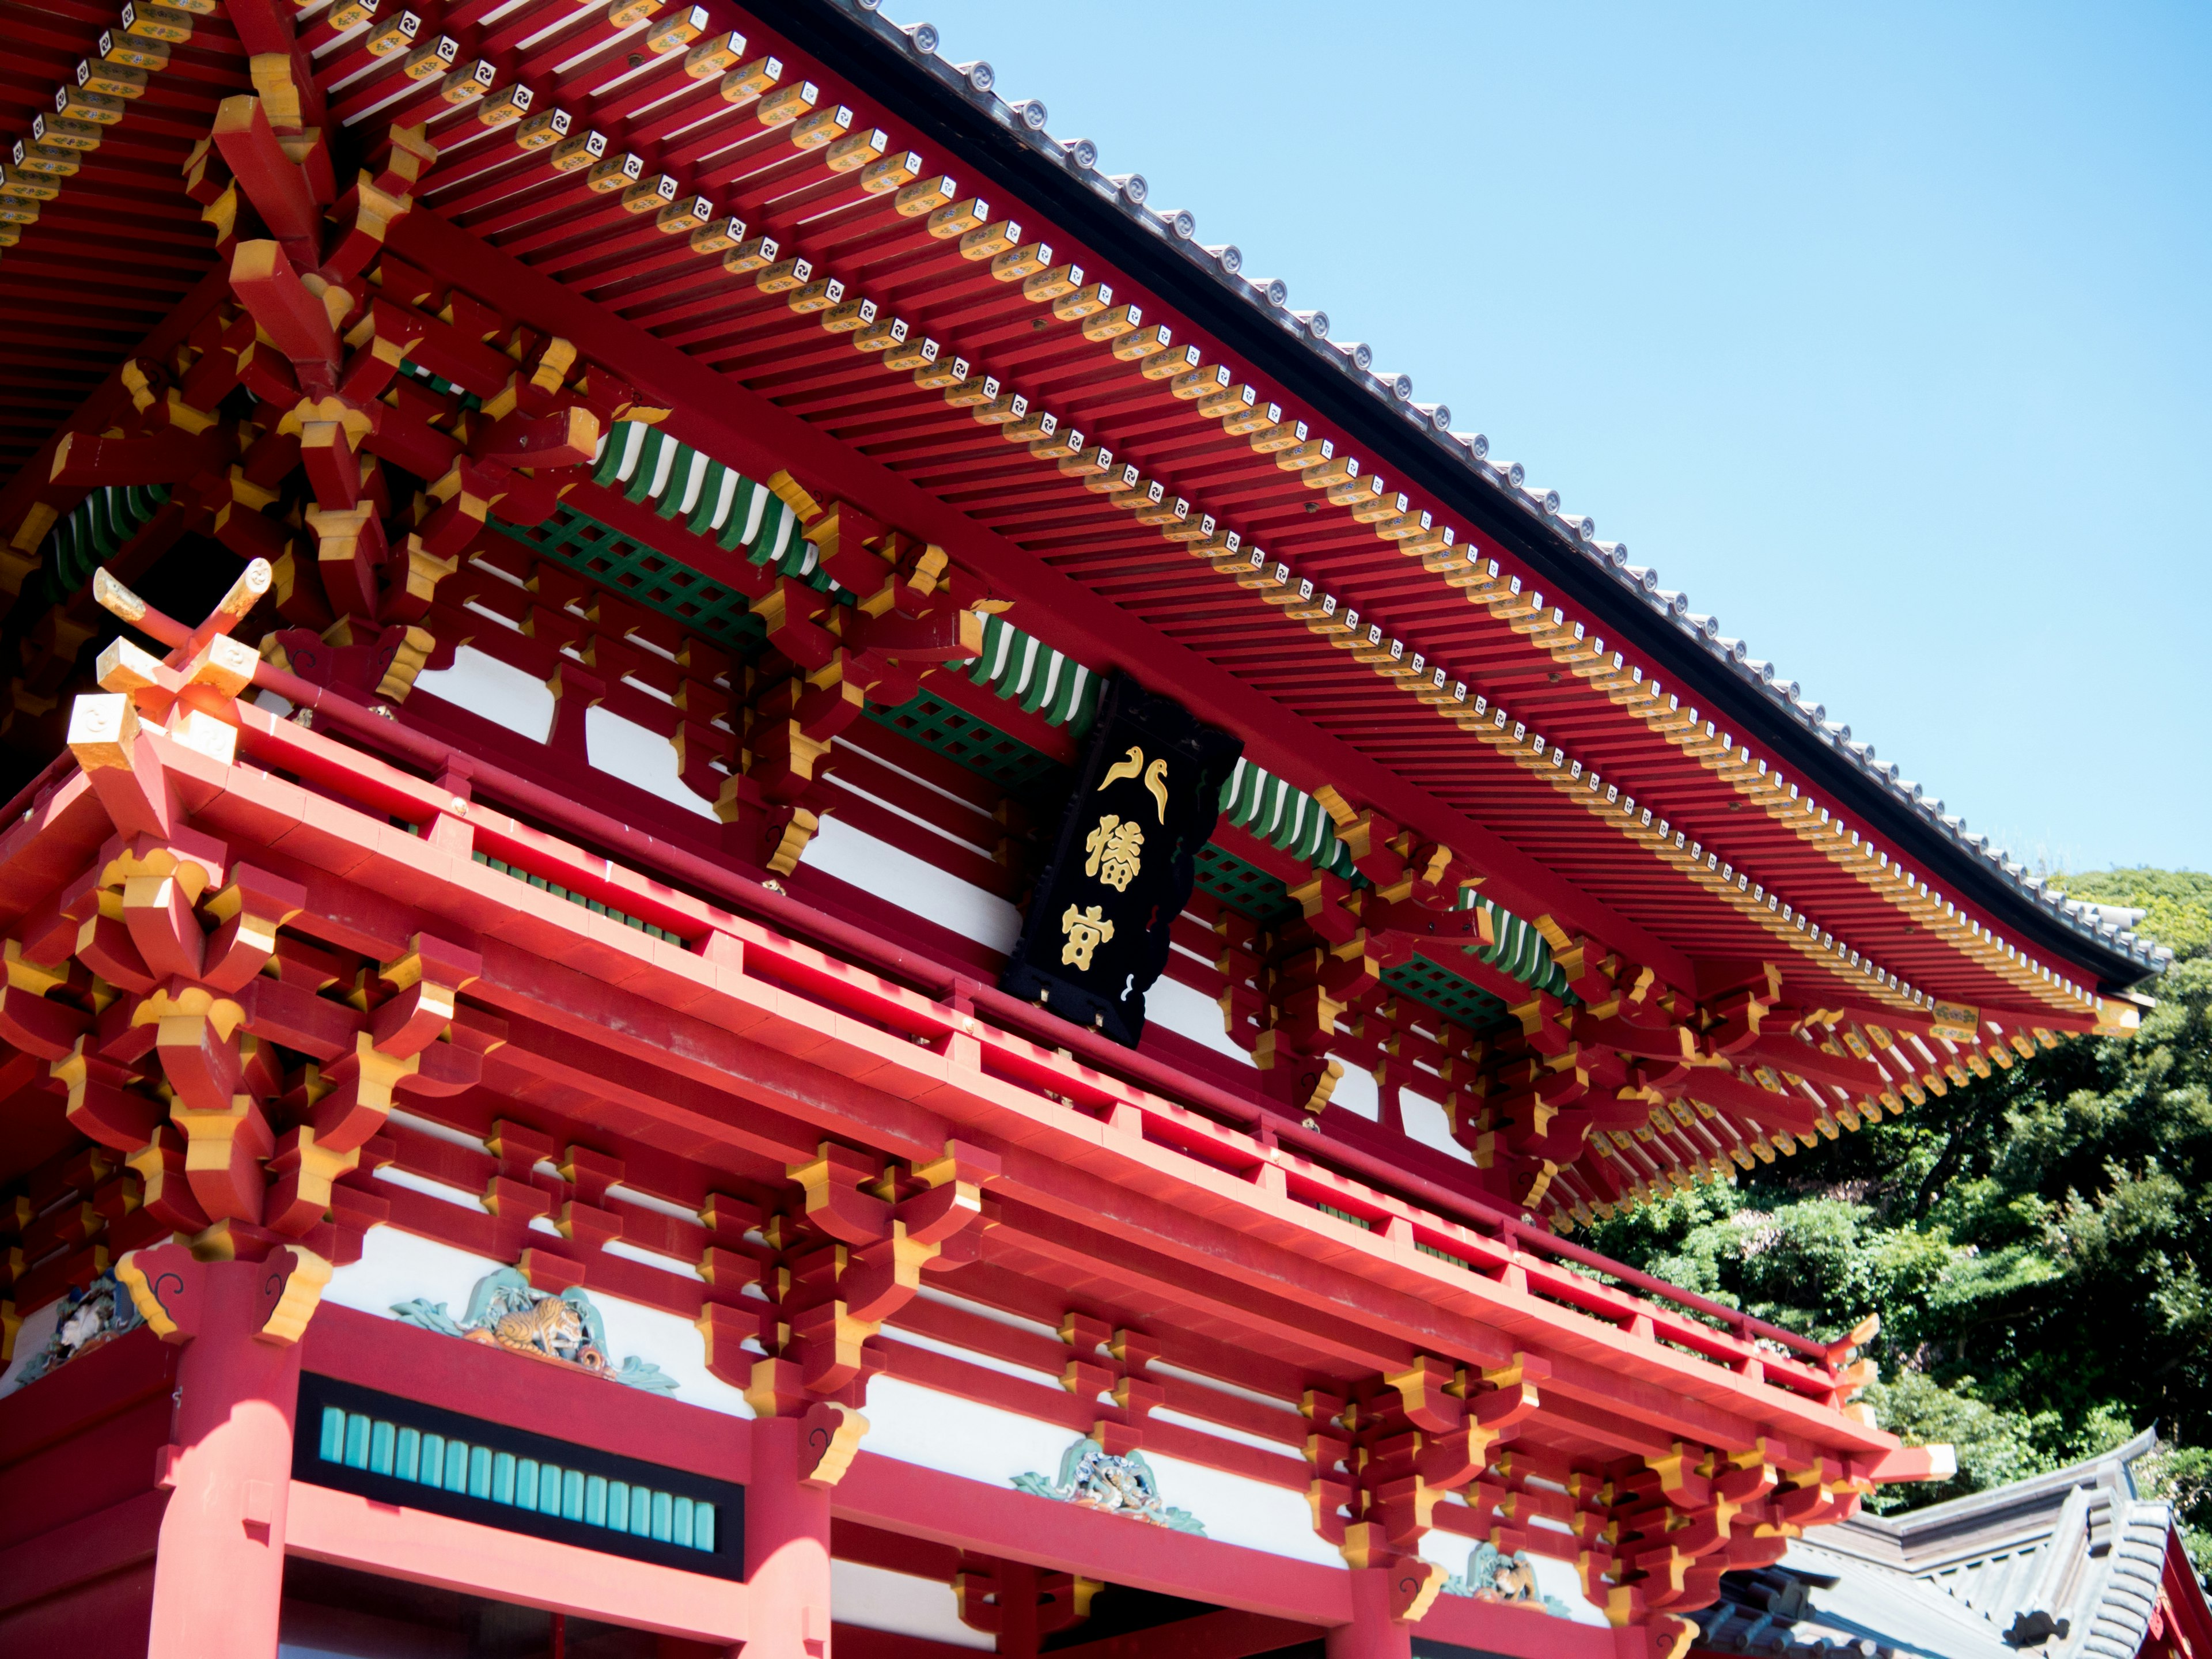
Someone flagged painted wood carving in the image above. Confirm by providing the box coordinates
[392,1267,676,1393]
[1014,1438,1206,1534]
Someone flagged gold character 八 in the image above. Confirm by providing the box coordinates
[1095,744,1171,821]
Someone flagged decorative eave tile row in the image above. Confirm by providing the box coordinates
[559,127,2086,1022]
[816,0,2165,984]
[347,0,2153,1010]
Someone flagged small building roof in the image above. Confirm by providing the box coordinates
[1693,1430,2209,1659]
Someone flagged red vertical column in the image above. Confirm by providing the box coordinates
[146,1262,306,1659]
[743,1416,835,1659]
[1326,1569,1414,1659]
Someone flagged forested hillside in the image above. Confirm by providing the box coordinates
[1587,869,2212,1566]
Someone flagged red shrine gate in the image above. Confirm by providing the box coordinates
[0,1,2162,1657]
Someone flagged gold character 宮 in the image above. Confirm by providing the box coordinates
[1059,904,1114,970]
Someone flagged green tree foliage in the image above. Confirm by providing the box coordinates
[1586,868,2212,1565]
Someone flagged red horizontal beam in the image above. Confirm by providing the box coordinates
[0,1489,166,1619]
[387,207,1698,996]
[833,1451,1349,1626]
[285,1480,749,1642]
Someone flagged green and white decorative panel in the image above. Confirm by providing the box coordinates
[295,1375,743,1579]
[963,612,1103,734]
[1463,891,1571,999]
[1192,842,1300,925]
[591,421,830,590]
[1217,759,1356,878]
[39,482,171,602]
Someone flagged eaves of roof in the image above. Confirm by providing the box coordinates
[779,0,2159,996]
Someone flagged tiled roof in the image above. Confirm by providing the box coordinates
[1695,1430,2195,1659]
[821,0,2168,980]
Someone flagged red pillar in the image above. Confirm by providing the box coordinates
[146,1261,305,1659]
[1326,1569,1412,1659]
[744,1416,834,1659]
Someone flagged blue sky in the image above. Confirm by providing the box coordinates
[904,1,2211,875]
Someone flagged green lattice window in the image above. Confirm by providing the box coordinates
[1381,953,1512,1034]
[493,508,764,656]
[1192,843,1297,925]
[862,692,1063,794]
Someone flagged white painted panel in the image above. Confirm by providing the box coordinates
[857,1375,1078,1491]
[806,815,1021,952]
[373,1165,488,1210]
[1401,1087,1474,1163]
[859,1377,1343,1568]
[831,1561,994,1650]
[1412,1525,1608,1627]
[585,706,717,819]
[323,1227,752,1419]
[588,1285,753,1419]
[1147,975,1251,1064]
[1531,1551,1610,1625]
[412,645,555,743]
[1136,1447,1346,1567]
[1331,1063,1381,1120]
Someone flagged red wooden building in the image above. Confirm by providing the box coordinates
[0,2,2172,1657]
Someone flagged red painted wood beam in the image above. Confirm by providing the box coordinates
[1417,1589,1612,1659]
[0,263,232,540]
[833,1625,993,1659]
[210,94,323,244]
[0,1325,179,1468]
[1048,1608,1321,1659]
[32,728,1882,1459]
[832,1451,1353,1626]
[386,209,1698,997]
[0,1488,167,1618]
[301,1305,755,1483]
[831,1519,965,1582]
[285,1480,750,1642]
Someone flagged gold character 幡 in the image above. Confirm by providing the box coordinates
[1084,814,1144,892]
[1059,904,1115,971]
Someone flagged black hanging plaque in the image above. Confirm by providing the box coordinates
[1001,675,1243,1047]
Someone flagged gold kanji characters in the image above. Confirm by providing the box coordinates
[1060,905,1114,969]
[1084,814,1144,891]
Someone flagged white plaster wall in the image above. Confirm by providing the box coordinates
[1146,975,1251,1065]
[411,646,555,743]
[805,815,1021,952]
[1331,1064,1381,1120]
[1400,1087,1474,1163]
[324,1226,753,1419]
[584,706,717,819]
[1136,1446,1344,1567]
[831,1560,994,1649]
[1413,1520,1610,1627]
[859,1376,1342,1569]
[858,1375,1081,1491]
[1530,1548,1611,1626]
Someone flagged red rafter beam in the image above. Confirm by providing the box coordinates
[388,207,1699,995]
